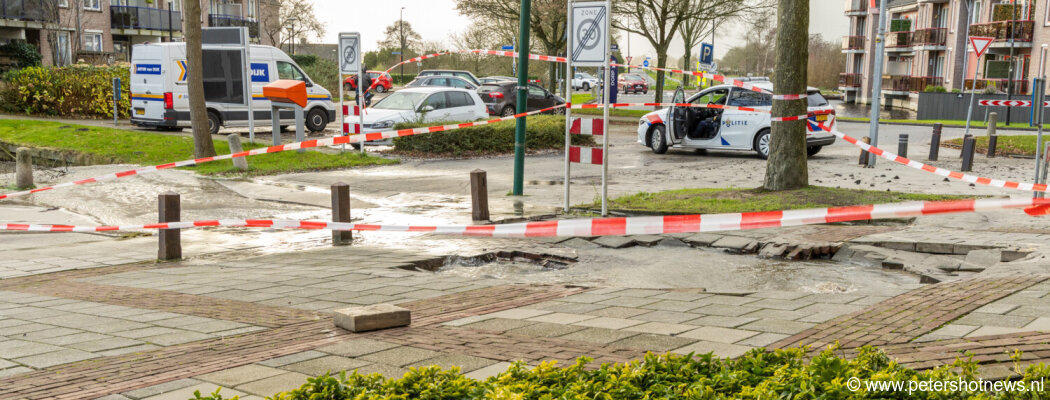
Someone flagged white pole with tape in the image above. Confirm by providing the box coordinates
[338,72,345,153]
[600,0,611,217]
[866,0,888,167]
[563,0,572,213]
[359,68,366,154]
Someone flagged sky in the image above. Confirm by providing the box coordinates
[315,0,849,61]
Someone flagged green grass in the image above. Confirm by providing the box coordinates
[580,186,969,214]
[570,93,594,105]
[0,120,396,176]
[573,108,650,118]
[838,116,1034,129]
[945,134,1042,156]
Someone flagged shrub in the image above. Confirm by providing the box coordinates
[924,85,946,93]
[190,347,1050,400]
[0,42,42,71]
[1,65,129,118]
[391,115,593,156]
[390,73,416,85]
[290,54,318,67]
[300,58,339,96]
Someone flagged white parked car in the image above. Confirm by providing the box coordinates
[572,72,601,91]
[637,84,836,159]
[348,87,487,146]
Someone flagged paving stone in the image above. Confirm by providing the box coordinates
[915,242,956,254]
[622,322,695,335]
[679,326,760,344]
[98,343,161,357]
[640,300,701,312]
[558,238,602,249]
[738,319,815,335]
[14,348,97,368]
[966,326,1030,338]
[353,363,408,379]
[671,340,754,358]
[682,233,723,246]
[634,310,702,324]
[142,331,214,346]
[974,303,1020,315]
[69,337,144,352]
[283,355,371,376]
[1022,317,1050,331]
[123,378,204,399]
[440,315,492,327]
[698,295,759,306]
[1006,306,1050,318]
[798,312,844,324]
[0,366,32,377]
[481,308,553,320]
[139,383,245,400]
[334,304,410,332]
[630,235,665,246]
[735,332,789,347]
[746,298,814,311]
[610,333,697,352]
[196,364,286,387]
[110,327,183,339]
[463,361,513,380]
[236,372,311,397]
[461,318,536,332]
[414,354,499,372]
[591,236,636,249]
[180,320,249,334]
[316,338,400,358]
[711,237,757,252]
[504,322,587,338]
[692,304,760,317]
[930,324,979,338]
[743,309,814,321]
[656,237,690,247]
[685,315,759,328]
[527,313,597,325]
[259,351,327,367]
[613,289,667,298]
[530,301,608,314]
[584,306,650,319]
[557,327,639,344]
[0,339,64,358]
[596,296,661,308]
[572,317,645,330]
[95,395,131,400]
[795,302,866,315]
[360,346,443,367]
[651,292,710,302]
[954,312,1035,328]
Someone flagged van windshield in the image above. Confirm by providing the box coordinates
[372,92,428,110]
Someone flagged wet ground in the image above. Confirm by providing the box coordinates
[831,100,918,120]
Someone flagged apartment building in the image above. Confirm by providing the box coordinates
[0,0,276,67]
[841,0,1040,110]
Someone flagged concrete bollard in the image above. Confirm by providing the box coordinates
[897,134,908,158]
[961,135,976,172]
[226,134,249,170]
[15,147,32,189]
[987,111,998,137]
[471,169,489,221]
[987,134,998,158]
[929,124,942,161]
[858,137,870,165]
[331,182,352,245]
[158,191,181,260]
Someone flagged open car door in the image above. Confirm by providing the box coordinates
[668,87,686,145]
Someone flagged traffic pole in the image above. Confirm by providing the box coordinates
[563,0,573,212]
[512,0,531,196]
[866,0,889,167]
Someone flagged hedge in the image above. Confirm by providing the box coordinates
[191,347,1050,400]
[1,65,129,119]
[391,115,593,156]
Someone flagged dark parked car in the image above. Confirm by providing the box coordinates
[418,69,481,86]
[478,82,565,117]
[405,75,478,90]
[480,76,515,84]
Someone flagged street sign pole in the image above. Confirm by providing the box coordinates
[339,32,362,153]
[563,0,572,212]
[245,43,254,144]
[965,36,995,137]
[601,0,610,216]
[866,0,888,167]
[512,0,531,196]
[1035,45,1048,198]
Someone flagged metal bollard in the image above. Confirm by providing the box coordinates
[158,191,181,260]
[331,182,352,245]
[987,111,998,137]
[987,134,998,158]
[471,169,490,221]
[15,147,32,189]
[227,134,249,170]
[961,135,976,172]
[859,136,870,165]
[929,123,942,161]
[898,134,908,158]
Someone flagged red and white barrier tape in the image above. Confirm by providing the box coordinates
[568,146,603,165]
[4,197,1047,235]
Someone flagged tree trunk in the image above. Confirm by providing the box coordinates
[763,0,809,191]
[654,52,667,103]
[183,0,217,158]
[682,48,692,88]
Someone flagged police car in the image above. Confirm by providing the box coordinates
[637,83,835,159]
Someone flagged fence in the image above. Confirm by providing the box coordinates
[917,92,1050,124]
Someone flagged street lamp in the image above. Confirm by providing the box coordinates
[400,7,405,86]
[167,1,173,42]
[286,16,298,54]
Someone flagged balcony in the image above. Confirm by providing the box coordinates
[881,75,913,93]
[842,35,865,51]
[963,79,1030,95]
[968,20,1033,43]
[886,31,913,51]
[1,0,49,22]
[839,73,863,90]
[844,0,866,15]
[111,6,182,32]
[913,27,946,47]
[911,76,944,90]
[208,14,258,38]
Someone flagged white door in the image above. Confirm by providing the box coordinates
[421,92,453,122]
[721,89,771,148]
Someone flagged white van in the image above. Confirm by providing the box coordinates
[129,43,336,134]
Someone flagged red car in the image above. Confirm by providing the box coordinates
[344,71,393,93]
[618,73,648,94]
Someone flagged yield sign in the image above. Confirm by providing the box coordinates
[970,36,994,58]
[625,56,632,64]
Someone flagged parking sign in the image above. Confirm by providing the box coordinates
[570,1,609,66]
[338,32,361,75]
[700,42,714,65]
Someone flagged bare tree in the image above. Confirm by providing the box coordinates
[184,0,216,158]
[764,0,809,191]
[262,0,324,53]
[452,24,497,76]
[613,0,752,103]
[677,0,764,83]
[455,0,566,91]
[378,20,422,54]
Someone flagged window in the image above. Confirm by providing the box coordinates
[807,93,829,107]
[693,89,728,105]
[449,78,470,89]
[84,0,100,11]
[56,32,71,66]
[429,77,449,87]
[447,92,474,107]
[726,90,772,107]
[84,32,103,52]
[527,85,546,97]
[276,61,305,81]
[424,93,448,110]
[248,0,257,19]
